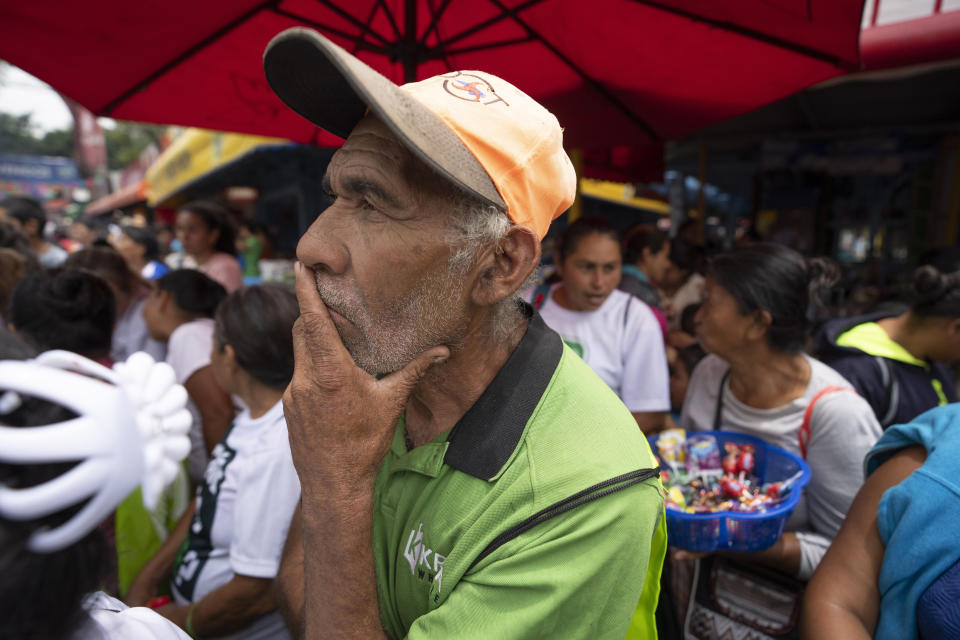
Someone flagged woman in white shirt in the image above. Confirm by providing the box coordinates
[128,285,302,639]
[535,217,670,433]
[680,243,882,580]
[142,270,234,484]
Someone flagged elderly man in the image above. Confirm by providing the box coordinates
[263,28,665,640]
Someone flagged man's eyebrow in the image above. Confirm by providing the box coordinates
[323,174,403,210]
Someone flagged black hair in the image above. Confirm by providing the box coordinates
[909,266,960,318]
[155,269,227,318]
[0,326,106,640]
[680,302,701,336]
[623,225,668,265]
[668,238,703,274]
[180,200,238,256]
[0,221,34,255]
[121,225,161,262]
[214,285,300,389]
[64,247,144,297]
[10,270,116,360]
[1,196,47,232]
[556,217,620,264]
[707,243,839,354]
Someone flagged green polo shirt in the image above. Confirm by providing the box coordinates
[372,310,665,639]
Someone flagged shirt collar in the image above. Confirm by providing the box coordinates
[443,302,563,480]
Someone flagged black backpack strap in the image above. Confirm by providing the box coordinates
[713,369,731,429]
[874,356,899,428]
[467,467,661,573]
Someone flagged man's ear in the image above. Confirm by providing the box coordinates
[471,225,541,306]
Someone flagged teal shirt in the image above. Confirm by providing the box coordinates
[372,311,665,639]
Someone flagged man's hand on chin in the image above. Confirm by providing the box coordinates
[283,261,450,493]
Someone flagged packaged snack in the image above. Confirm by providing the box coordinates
[686,434,722,479]
[656,428,686,473]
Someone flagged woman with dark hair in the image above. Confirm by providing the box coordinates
[532,217,670,433]
[9,269,116,365]
[142,270,234,484]
[127,285,301,639]
[674,243,881,638]
[815,265,960,428]
[65,248,166,363]
[176,201,243,293]
[0,326,191,640]
[112,226,171,281]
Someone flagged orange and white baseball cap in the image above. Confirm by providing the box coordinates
[263,28,576,239]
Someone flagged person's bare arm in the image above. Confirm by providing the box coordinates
[275,504,305,639]
[125,499,197,606]
[184,365,235,453]
[283,263,448,639]
[157,574,278,636]
[801,445,926,639]
[633,410,666,435]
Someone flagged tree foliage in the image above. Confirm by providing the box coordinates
[0,111,165,170]
[0,112,74,156]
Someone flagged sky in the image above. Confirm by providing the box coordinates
[0,63,114,134]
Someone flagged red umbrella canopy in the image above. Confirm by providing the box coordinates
[1,0,863,179]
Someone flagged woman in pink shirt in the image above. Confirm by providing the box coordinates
[175,201,244,293]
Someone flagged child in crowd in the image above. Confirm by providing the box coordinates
[65,248,166,363]
[142,270,233,484]
[9,269,116,365]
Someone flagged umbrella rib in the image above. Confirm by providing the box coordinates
[631,0,854,70]
[420,0,456,44]
[374,0,403,40]
[436,0,546,49]
[101,0,278,116]
[273,8,391,55]
[485,0,661,141]
[313,0,391,46]
[349,1,399,56]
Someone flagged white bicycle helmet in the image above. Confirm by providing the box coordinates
[0,350,191,553]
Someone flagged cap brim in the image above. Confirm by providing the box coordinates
[263,28,506,212]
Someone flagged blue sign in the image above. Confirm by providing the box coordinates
[0,153,80,182]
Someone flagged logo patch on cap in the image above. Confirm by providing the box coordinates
[441,72,509,107]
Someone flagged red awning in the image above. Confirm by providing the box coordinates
[0,1,864,181]
[84,181,146,216]
[861,9,960,71]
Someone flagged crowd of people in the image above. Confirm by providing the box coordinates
[2,25,960,640]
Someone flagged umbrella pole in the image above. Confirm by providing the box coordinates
[403,0,418,83]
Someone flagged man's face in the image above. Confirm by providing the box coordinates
[296,116,473,375]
